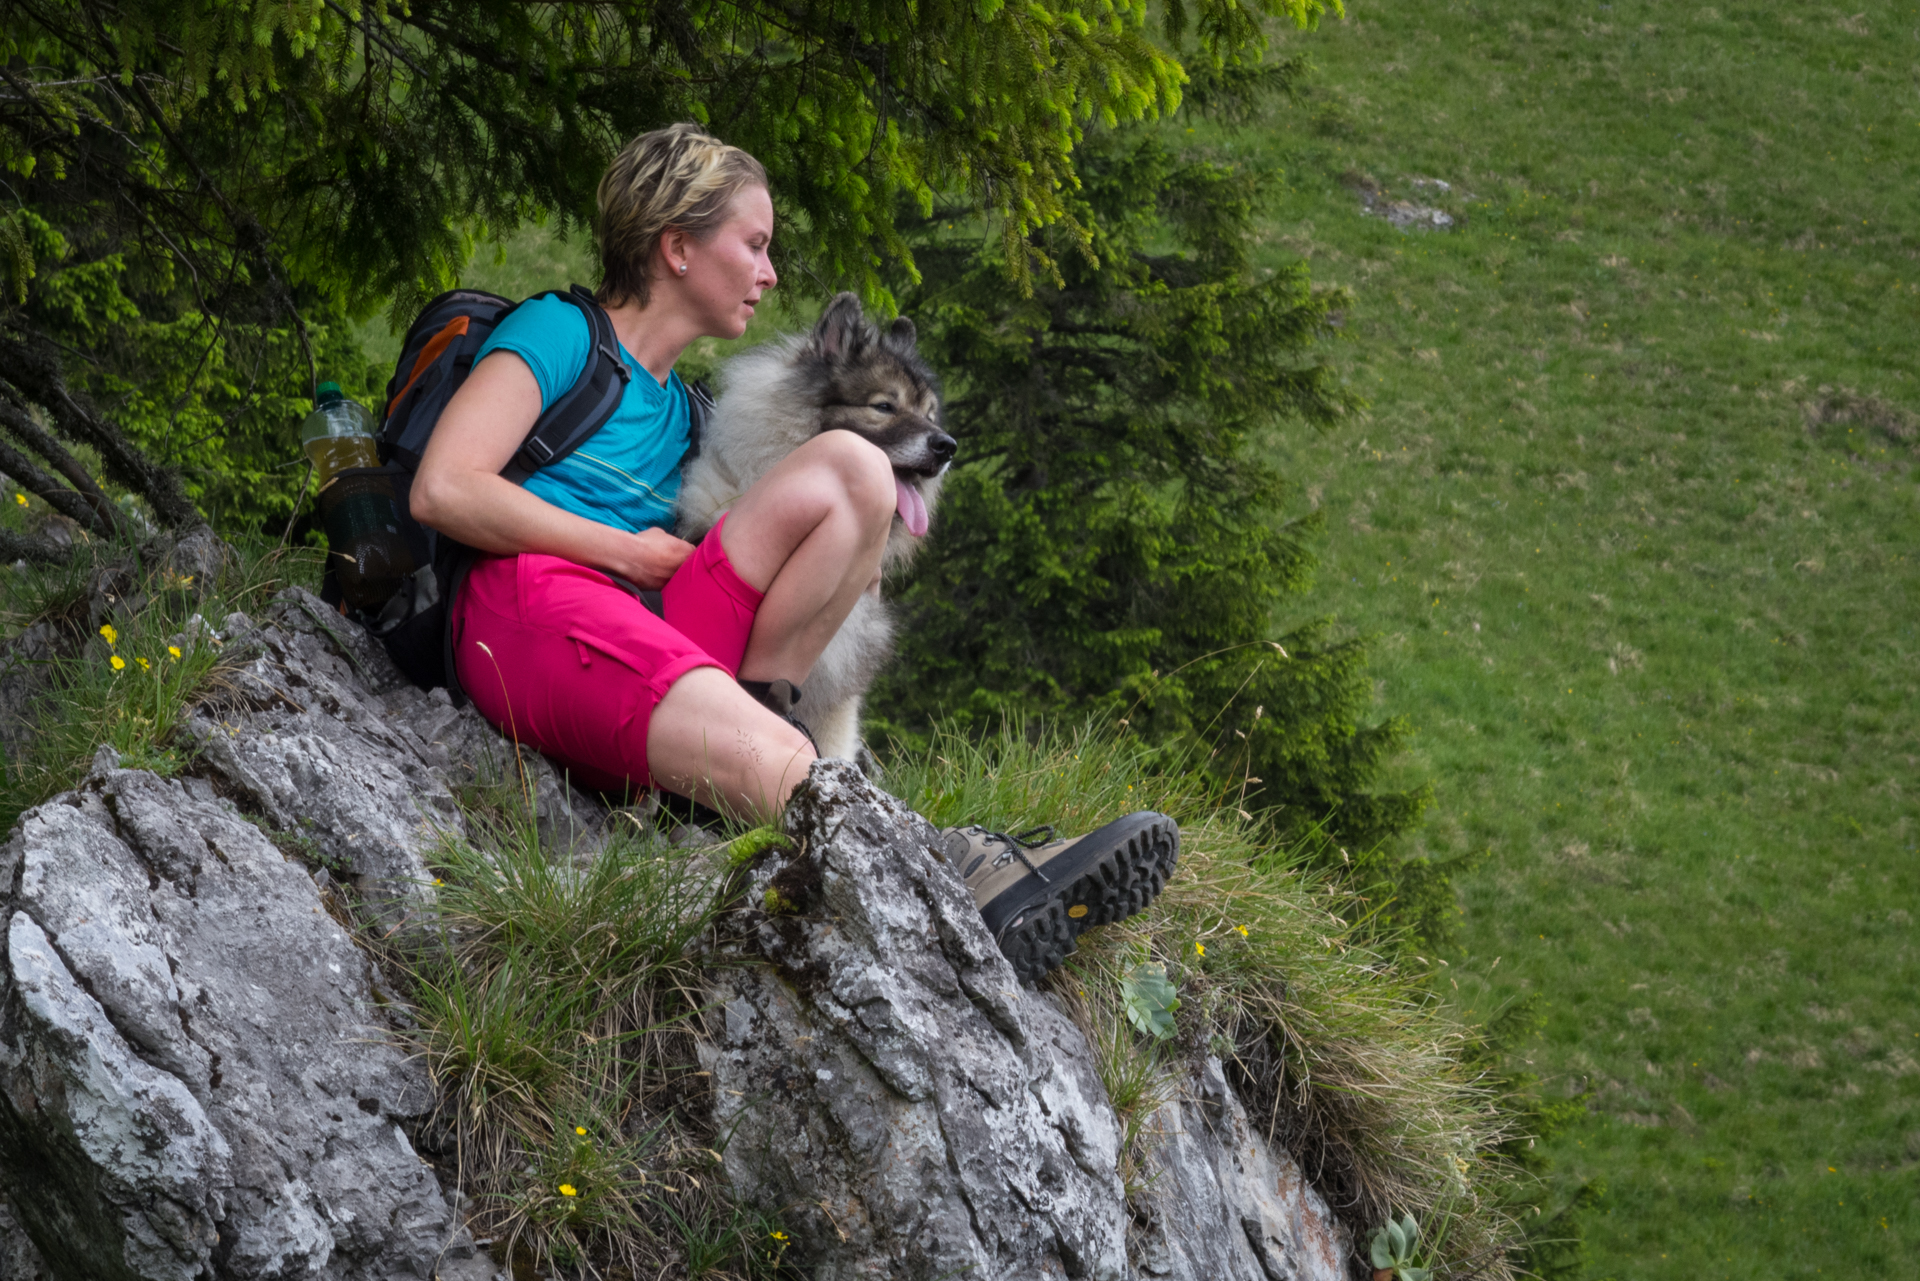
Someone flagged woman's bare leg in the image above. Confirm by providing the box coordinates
[646,667,815,821]
[719,430,895,684]
[645,431,892,821]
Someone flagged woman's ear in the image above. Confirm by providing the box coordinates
[657,227,690,278]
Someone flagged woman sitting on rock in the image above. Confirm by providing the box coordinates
[410,123,1176,981]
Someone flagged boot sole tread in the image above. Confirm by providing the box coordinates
[994,815,1180,984]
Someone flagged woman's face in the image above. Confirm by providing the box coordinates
[673,184,776,340]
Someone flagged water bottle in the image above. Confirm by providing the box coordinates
[304,382,415,611]
[300,381,380,484]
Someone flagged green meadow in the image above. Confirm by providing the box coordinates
[1231,2,1918,1275]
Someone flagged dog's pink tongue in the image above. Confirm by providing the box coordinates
[894,476,929,537]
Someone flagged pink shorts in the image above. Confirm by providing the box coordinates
[450,515,762,793]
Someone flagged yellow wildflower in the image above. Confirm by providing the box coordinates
[1194,941,1205,957]
[12,493,24,507]
[136,657,150,671]
[110,655,125,671]
[168,645,182,660]
[99,624,118,646]
[558,1183,577,1197]
[1235,924,1249,937]
[575,1126,587,1136]
[771,1231,789,1241]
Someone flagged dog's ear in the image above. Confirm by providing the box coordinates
[883,315,917,352]
[810,293,870,364]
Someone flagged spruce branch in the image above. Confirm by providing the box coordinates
[0,386,127,534]
[0,334,201,530]
[118,75,314,398]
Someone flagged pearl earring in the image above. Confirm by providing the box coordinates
[678,263,688,274]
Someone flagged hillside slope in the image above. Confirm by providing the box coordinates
[1228,3,1918,1276]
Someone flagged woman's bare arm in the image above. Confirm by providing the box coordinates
[409,351,694,588]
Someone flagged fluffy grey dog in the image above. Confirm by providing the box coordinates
[675,293,954,760]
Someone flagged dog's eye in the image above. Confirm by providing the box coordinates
[870,401,896,414]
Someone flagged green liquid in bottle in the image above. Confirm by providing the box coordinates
[304,435,380,488]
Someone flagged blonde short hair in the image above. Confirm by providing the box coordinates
[594,124,768,309]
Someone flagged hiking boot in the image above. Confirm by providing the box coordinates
[940,812,1180,983]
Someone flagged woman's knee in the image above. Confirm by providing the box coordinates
[798,431,896,528]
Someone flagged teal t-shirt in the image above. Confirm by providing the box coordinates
[472,293,689,534]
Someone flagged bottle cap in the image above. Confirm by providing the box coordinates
[314,380,344,406]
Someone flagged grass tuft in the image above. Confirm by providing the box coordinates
[0,536,322,834]
[390,774,787,1279]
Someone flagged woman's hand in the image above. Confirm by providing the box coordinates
[617,527,696,588]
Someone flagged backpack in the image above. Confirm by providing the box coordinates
[320,283,712,699]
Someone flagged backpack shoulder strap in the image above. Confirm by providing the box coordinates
[683,378,714,461]
[501,284,632,483]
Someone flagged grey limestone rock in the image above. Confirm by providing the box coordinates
[1127,1057,1349,1281]
[703,760,1349,1281]
[0,558,1353,1280]
[0,752,500,1281]
[0,1202,47,1279]
[706,759,1131,1280]
[182,587,607,916]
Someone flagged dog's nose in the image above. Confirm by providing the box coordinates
[929,432,957,464]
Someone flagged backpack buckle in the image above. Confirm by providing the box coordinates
[599,343,631,383]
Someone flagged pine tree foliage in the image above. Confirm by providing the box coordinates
[0,0,1339,540]
[870,91,1435,929]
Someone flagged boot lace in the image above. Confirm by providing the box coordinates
[986,826,1057,882]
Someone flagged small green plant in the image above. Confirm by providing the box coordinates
[1081,1007,1175,1194]
[1120,958,1181,1041]
[0,543,98,634]
[726,825,791,866]
[1369,1212,1430,1281]
[0,538,323,833]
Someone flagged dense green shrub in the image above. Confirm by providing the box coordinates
[10,212,381,537]
[871,112,1436,927]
